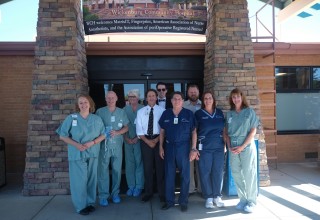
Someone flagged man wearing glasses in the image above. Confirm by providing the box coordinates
[156,82,173,109]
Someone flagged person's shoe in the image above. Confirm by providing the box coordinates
[236,200,247,210]
[181,205,188,212]
[133,188,142,197]
[112,195,121,203]
[79,208,90,215]
[141,195,152,202]
[161,203,172,210]
[205,198,214,209]
[213,196,224,208]
[99,198,108,207]
[126,188,134,196]
[86,205,95,212]
[244,202,255,213]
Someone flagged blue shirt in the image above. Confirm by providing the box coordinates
[159,108,195,143]
[195,108,225,150]
[56,113,105,161]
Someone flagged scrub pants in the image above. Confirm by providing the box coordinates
[69,157,98,213]
[229,139,257,205]
[98,143,123,199]
[165,141,190,206]
[198,149,224,199]
[124,141,144,190]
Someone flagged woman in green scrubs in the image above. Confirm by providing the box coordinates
[56,94,105,215]
[225,88,259,213]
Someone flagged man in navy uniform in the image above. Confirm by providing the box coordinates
[159,91,197,212]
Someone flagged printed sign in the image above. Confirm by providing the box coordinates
[83,0,207,35]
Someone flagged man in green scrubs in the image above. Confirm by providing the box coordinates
[96,91,129,206]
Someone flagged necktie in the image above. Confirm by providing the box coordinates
[159,99,165,102]
[147,107,154,135]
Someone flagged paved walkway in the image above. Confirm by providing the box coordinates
[1,162,320,220]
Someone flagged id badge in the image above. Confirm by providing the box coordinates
[198,143,203,151]
[72,119,77,126]
[174,118,178,124]
[228,117,232,123]
[111,116,115,122]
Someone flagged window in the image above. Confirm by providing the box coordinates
[313,68,320,89]
[275,66,320,134]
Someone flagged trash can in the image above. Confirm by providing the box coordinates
[223,139,259,196]
[0,137,6,188]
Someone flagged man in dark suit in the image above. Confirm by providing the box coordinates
[156,82,173,109]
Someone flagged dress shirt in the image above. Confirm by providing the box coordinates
[136,104,165,136]
[158,98,166,109]
[183,99,202,113]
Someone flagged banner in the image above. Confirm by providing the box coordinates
[83,0,207,35]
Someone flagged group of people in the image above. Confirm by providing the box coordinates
[56,83,259,216]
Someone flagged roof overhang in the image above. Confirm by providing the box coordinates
[278,0,320,22]
[0,0,13,5]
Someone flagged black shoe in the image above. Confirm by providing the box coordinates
[181,205,188,212]
[86,205,95,212]
[141,195,152,202]
[161,203,172,210]
[79,208,90,215]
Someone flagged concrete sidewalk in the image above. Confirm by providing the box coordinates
[1,162,320,220]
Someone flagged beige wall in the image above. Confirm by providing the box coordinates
[0,56,33,173]
[255,52,320,163]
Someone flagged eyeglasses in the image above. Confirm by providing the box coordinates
[157,88,166,92]
[128,96,137,98]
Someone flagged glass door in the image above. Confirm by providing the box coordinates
[90,80,201,109]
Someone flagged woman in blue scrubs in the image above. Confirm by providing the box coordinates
[56,94,105,215]
[225,88,259,213]
[192,91,225,209]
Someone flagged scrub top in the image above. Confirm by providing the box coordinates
[159,108,195,143]
[195,108,225,151]
[226,107,259,146]
[123,104,144,139]
[96,106,129,144]
[56,113,105,161]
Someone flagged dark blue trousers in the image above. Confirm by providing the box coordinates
[198,149,225,199]
[164,141,190,206]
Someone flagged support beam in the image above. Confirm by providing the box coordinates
[278,0,319,23]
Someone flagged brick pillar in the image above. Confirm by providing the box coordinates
[204,0,270,186]
[23,0,87,195]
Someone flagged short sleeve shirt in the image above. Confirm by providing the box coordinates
[56,113,105,161]
[96,106,129,144]
[195,108,225,150]
[159,108,195,143]
[123,104,144,138]
[226,107,259,145]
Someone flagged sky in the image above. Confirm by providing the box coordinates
[0,0,319,43]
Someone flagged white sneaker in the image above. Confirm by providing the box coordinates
[213,196,224,207]
[236,200,247,210]
[244,203,255,213]
[205,198,214,209]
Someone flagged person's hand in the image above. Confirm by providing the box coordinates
[132,137,138,144]
[77,143,87,151]
[189,150,200,161]
[159,147,164,159]
[110,130,118,138]
[230,146,244,154]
